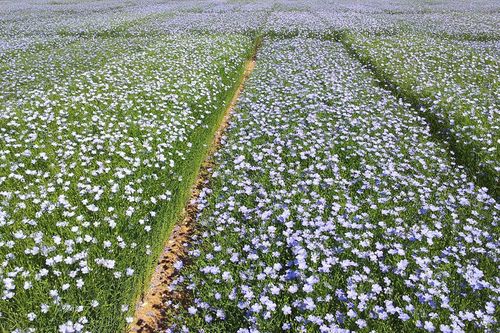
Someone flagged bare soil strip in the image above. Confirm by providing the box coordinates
[128,52,257,333]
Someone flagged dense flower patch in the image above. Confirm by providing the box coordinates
[344,32,499,195]
[398,12,499,41]
[167,38,499,332]
[129,10,267,36]
[1,37,155,102]
[264,11,329,37]
[0,33,253,332]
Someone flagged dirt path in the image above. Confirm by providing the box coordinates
[128,52,257,333]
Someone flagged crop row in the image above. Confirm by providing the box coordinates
[343,31,499,196]
[0,34,253,332]
[167,38,499,332]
